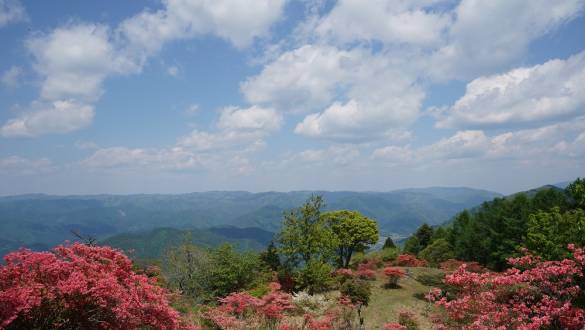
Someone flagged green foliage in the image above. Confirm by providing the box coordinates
[526,207,585,260]
[295,259,335,295]
[403,236,422,256]
[403,224,434,256]
[259,240,281,271]
[165,243,266,302]
[278,195,336,267]
[165,242,210,301]
[340,278,372,306]
[322,210,379,267]
[206,244,266,298]
[383,237,396,249]
[418,239,455,266]
[444,181,577,270]
[567,177,585,209]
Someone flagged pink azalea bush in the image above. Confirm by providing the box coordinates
[430,245,585,329]
[394,254,427,267]
[439,259,484,273]
[0,242,193,329]
[203,282,294,329]
[383,267,405,288]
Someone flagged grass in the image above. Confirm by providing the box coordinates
[361,267,444,329]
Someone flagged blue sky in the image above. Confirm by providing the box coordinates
[0,0,584,195]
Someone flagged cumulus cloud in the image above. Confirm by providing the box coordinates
[179,105,281,151]
[2,0,286,138]
[0,156,54,176]
[81,146,202,170]
[0,0,26,27]
[218,106,282,131]
[118,0,286,62]
[373,117,585,165]
[314,0,452,46]
[241,45,351,113]
[429,0,585,79]
[436,51,585,129]
[0,100,94,137]
[1,66,22,88]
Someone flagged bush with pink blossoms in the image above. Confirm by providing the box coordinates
[0,243,193,330]
[394,254,427,267]
[383,267,405,288]
[202,282,294,329]
[430,245,585,329]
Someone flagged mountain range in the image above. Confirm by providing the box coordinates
[0,187,502,257]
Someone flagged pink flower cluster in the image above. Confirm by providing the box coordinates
[430,245,585,329]
[0,243,191,329]
[393,254,427,267]
[439,259,484,273]
[356,260,379,280]
[203,282,294,329]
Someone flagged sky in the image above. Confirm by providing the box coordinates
[0,0,584,195]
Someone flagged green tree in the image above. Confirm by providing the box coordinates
[415,223,434,248]
[206,244,265,298]
[403,223,434,255]
[383,237,396,249]
[278,195,336,267]
[165,242,210,301]
[567,178,585,209]
[295,259,334,294]
[322,210,379,268]
[526,207,585,260]
[419,238,455,266]
[259,240,281,271]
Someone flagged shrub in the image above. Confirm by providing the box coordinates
[339,278,371,307]
[356,268,376,280]
[430,245,585,329]
[0,243,190,330]
[383,267,406,288]
[438,259,485,273]
[203,282,293,329]
[295,260,334,294]
[397,310,419,330]
[418,239,455,266]
[394,254,427,267]
[291,291,334,315]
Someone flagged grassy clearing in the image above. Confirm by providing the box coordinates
[362,267,444,329]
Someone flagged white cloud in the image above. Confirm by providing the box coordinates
[81,146,201,170]
[2,0,287,138]
[178,129,266,151]
[241,45,351,113]
[218,106,282,131]
[0,100,94,137]
[314,0,452,46]
[244,45,423,141]
[179,105,280,151]
[185,103,200,115]
[118,0,286,63]
[429,0,585,79]
[0,0,26,27]
[1,66,22,88]
[0,156,54,176]
[437,51,585,129]
[26,24,126,102]
[166,65,179,77]
[371,145,413,162]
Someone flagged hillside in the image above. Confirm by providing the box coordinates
[101,226,274,260]
[0,188,500,257]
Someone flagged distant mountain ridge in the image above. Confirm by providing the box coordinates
[0,188,501,257]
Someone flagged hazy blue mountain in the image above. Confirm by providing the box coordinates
[101,226,273,260]
[0,187,501,257]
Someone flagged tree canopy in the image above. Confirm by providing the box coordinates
[322,210,379,268]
